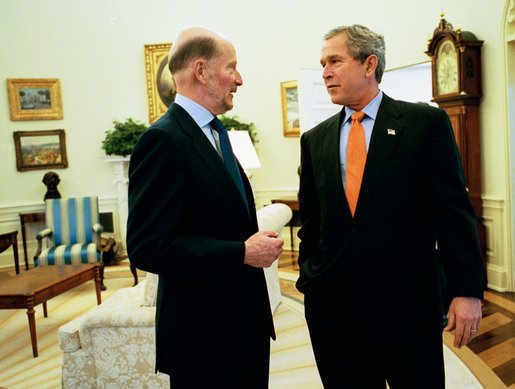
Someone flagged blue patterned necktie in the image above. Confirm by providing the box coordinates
[210,117,249,211]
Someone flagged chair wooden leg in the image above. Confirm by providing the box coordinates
[130,262,138,286]
[99,262,107,291]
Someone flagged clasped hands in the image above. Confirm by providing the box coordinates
[244,231,284,268]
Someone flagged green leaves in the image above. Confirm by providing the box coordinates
[219,115,259,147]
[101,116,258,156]
[101,118,147,156]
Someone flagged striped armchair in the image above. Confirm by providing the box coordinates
[34,196,105,289]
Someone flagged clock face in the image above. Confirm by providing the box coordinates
[436,39,459,95]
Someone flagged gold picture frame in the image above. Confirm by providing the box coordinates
[144,43,174,124]
[7,78,63,121]
[280,80,300,137]
[13,129,68,171]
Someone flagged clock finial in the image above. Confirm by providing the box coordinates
[435,13,454,34]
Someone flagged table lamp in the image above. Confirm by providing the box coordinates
[227,130,261,177]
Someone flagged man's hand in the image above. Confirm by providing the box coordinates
[244,231,284,268]
[444,297,482,348]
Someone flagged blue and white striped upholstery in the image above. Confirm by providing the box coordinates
[35,197,103,267]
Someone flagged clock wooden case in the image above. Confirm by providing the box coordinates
[426,17,483,102]
[426,15,486,284]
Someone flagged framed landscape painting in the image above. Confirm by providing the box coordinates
[13,129,68,171]
[7,78,63,121]
[144,43,174,124]
[280,80,300,137]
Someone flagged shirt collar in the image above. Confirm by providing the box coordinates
[343,90,383,123]
[174,94,215,128]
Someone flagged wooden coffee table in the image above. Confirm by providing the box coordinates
[0,264,101,357]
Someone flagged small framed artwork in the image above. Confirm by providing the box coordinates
[144,43,174,124]
[280,80,300,137]
[13,129,68,171]
[7,78,63,121]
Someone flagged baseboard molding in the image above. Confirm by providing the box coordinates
[4,193,508,290]
[254,188,298,209]
[482,196,512,291]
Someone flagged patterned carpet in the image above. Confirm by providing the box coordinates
[0,271,133,388]
[0,263,503,388]
[0,264,322,389]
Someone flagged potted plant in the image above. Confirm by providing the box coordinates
[219,115,259,148]
[101,118,147,157]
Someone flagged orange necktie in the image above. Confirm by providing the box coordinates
[346,111,366,216]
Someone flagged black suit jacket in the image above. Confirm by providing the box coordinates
[296,94,483,345]
[127,103,274,375]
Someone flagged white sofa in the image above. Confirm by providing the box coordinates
[58,203,292,388]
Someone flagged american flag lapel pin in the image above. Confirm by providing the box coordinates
[387,128,396,136]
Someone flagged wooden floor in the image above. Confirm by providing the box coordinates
[278,250,515,388]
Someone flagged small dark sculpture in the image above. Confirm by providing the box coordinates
[42,171,62,200]
[101,237,120,265]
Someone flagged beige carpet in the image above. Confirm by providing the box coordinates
[270,298,322,388]
[275,298,499,389]
[0,265,497,389]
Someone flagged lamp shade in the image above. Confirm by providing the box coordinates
[227,130,261,170]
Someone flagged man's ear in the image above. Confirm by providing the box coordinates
[364,54,378,78]
[193,59,208,84]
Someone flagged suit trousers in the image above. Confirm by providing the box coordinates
[304,283,445,389]
[169,333,271,389]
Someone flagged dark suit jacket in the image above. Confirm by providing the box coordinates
[296,94,483,345]
[127,103,274,375]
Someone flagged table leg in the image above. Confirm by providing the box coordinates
[130,261,139,286]
[13,240,21,274]
[43,301,48,317]
[26,296,38,357]
[289,221,294,252]
[94,266,102,305]
[20,216,29,271]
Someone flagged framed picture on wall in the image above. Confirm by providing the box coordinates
[7,78,63,121]
[280,80,300,137]
[144,43,174,124]
[13,129,68,171]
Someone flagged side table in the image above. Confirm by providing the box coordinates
[271,197,300,251]
[0,231,21,274]
[19,212,45,271]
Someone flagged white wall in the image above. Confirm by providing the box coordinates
[0,0,507,201]
[0,0,512,290]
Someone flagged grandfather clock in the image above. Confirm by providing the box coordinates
[425,14,486,284]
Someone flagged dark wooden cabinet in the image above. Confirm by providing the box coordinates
[438,101,482,216]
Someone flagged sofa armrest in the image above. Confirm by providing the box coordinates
[58,282,154,351]
[34,228,52,261]
[58,319,82,352]
[81,305,155,329]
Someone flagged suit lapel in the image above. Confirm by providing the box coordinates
[356,94,404,216]
[320,110,351,218]
[168,104,252,219]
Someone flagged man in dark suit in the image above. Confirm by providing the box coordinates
[296,24,484,388]
[127,27,283,389]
